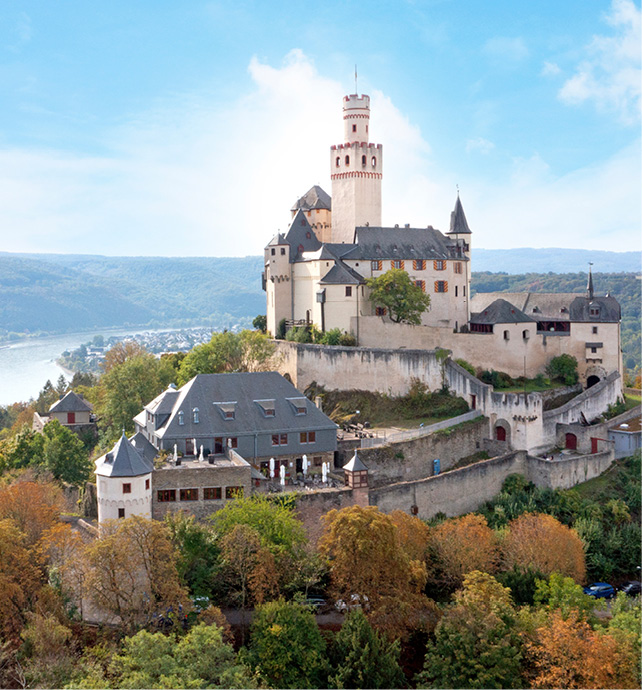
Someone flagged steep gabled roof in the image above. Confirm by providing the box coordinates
[470,298,536,324]
[144,372,338,440]
[352,226,463,260]
[95,432,153,478]
[284,210,322,259]
[291,185,332,212]
[447,195,472,235]
[129,432,159,465]
[319,262,364,285]
[49,390,93,414]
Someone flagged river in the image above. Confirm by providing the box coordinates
[0,328,171,406]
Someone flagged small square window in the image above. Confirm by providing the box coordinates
[225,486,244,500]
[145,478,150,490]
[345,286,352,297]
[271,248,275,255]
[592,326,598,334]
[180,488,199,501]
[352,124,357,132]
[118,508,125,519]
[123,483,131,494]
[280,247,286,255]
[204,487,222,500]
[375,307,387,316]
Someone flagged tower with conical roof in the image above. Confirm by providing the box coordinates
[330,93,383,243]
[445,193,473,329]
[95,432,154,523]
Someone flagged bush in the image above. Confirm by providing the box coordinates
[276,318,287,340]
[545,354,579,385]
[455,358,476,376]
[338,332,357,346]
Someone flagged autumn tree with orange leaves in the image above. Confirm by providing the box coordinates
[525,610,639,689]
[502,512,586,582]
[0,480,63,547]
[428,513,500,588]
[319,505,439,638]
[83,516,189,632]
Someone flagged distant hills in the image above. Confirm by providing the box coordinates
[0,249,640,359]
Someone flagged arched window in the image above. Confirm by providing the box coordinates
[178,411,184,425]
[361,154,366,166]
[503,330,510,340]
[345,155,350,166]
[371,156,377,167]
[523,330,530,340]
[193,408,199,424]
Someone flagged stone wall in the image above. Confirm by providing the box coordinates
[357,416,490,487]
[293,487,357,543]
[152,458,251,520]
[542,371,622,441]
[555,405,641,454]
[369,447,615,520]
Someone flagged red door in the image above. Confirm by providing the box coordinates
[591,438,599,454]
[565,433,577,450]
[67,412,75,424]
[496,426,506,442]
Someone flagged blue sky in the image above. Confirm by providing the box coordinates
[0,0,639,257]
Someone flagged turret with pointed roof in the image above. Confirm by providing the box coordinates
[447,194,472,235]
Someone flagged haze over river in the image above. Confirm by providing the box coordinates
[0,329,158,406]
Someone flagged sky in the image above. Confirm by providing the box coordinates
[0,0,640,257]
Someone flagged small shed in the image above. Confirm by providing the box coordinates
[342,451,369,489]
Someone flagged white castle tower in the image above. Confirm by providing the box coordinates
[330,94,383,243]
[95,432,153,524]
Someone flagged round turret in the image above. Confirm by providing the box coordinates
[343,94,370,143]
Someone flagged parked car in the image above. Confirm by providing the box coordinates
[335,594,370,614]
[619,581,641,597]
[302,596,327,612]
[583,582,616,599]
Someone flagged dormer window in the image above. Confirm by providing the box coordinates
[178,411,184,425]
[214,402,237,420]
[589,306,600,317]
[255,400,276,418]
[287,398,308,415]
[193,408,199,424]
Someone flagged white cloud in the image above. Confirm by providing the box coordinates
[541,61,561,77]
[559,0,641,124]
[0,49,638,258]
[482,37,529,63]
[465,137,495,155]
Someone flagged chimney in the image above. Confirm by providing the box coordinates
[315,396,323,412]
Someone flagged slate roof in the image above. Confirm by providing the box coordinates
[141,372,338,440]
[284,210,322,259]
[129,432,159,465]
[49,390,93,414]
[351,226,465,261]
[447,195,472,234]
[319,262,365,285]
[470,298,536,324]
[343,450,368,472]
[291,185,332,212]
[95,432,154,478]
[470,292,621,323]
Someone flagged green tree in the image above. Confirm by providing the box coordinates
[177,330,275,385]
[210,494,307,562]
[0,426,44,472]
[366,268,431,324]
[249,599,327,689]
[416,571,523,689]
[328,608,406,689]
[42,420,92,485]
[533,572,595,621]
[252,314,267,333]
[93,353,174,436]
[164,512,222,599]
[78,624,255,689]
[545,354,579,385]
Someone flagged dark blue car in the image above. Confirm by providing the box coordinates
[583,582,615,599]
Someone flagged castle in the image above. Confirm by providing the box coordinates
[263,91,623,389]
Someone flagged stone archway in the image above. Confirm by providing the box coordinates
[586,375,600,388]
[565,432,578,450]
[585,364,606,389]
[494,419,511,444]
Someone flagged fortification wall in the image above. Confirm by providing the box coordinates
[542,372,622,440]
[369,447,615,519]
[358,416,490,487]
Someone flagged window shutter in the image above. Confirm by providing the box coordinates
[400,260,405,270]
